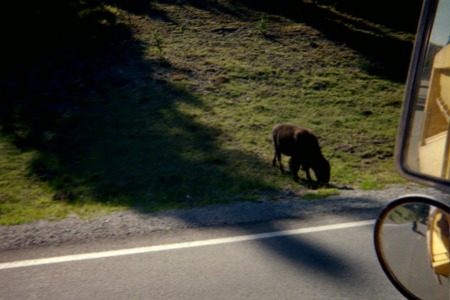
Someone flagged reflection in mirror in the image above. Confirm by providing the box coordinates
[377,201,449,300]
[404,0,450,180]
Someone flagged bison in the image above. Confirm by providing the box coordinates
[272,124,330,184]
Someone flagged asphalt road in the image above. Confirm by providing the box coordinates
[1,213,404,300]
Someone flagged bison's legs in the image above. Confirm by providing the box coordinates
[301,165,313,181]
[272,143,285,173]
[289,158,300,182]
[305,168,313,181]
[272,151,277,167]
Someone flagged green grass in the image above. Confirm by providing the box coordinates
[0,0,414,224]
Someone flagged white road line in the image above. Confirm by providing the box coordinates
[0,220,375,270]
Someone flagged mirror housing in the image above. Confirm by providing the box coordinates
[396,0,450,192]
[374,195,450,300]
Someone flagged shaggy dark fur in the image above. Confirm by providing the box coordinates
[272,124,330,183]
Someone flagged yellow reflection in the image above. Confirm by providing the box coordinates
[419,44,450,178]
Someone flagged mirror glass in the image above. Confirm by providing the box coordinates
[377,201,449,300]
[403,0,450,181]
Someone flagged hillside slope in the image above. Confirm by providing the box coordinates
[0,0,419,224]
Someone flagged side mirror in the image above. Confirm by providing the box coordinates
[396,0,450,191]
[374,195,450,299]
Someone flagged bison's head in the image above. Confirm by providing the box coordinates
[313,157,330,184]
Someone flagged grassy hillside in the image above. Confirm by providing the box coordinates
[0,0,420,224]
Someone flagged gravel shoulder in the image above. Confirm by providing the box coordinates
[1,184,449,251]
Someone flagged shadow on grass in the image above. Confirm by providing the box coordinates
[108,0,420,83]
[0,0,275,212]
[231,0,421,82]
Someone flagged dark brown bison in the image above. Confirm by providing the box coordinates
[272,124,330,184]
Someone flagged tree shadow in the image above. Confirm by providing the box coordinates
[233,0,422,82]
[0,0,275,211]
[188,195,390,286]
[124,0,422,82]
[313,0,422,33]
[254,224,360,283]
